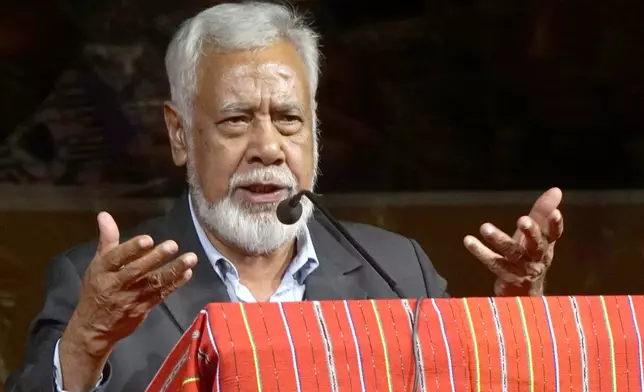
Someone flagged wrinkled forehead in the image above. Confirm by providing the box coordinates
[222,62,301,97]
[196,43,311,107]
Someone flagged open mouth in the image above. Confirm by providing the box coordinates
[239,183,284,194]
[236,183,289,204]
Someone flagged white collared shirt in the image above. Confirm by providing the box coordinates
[188,196,319,302]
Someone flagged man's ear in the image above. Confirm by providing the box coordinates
[163,101,188,166]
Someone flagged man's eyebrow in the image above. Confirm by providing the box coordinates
[219,101,253,112]
[272,102,305,113]
[218,101,306,113]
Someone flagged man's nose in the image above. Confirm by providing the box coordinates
[245,120,285,166]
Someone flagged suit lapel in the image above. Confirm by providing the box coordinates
[154,197,395,331]
[155,193,230,332]
[304,216,370,301]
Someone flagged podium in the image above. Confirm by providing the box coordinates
[146,296,644,391]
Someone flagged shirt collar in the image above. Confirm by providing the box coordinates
[188,195,319,285]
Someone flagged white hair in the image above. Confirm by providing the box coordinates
[169,2,322,255]
[188,162,315,255]
[164,1,321,130]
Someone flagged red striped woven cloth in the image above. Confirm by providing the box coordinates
[146,296,644,392]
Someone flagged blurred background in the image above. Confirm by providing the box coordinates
[1,0,644,387]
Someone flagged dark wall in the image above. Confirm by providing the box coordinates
[1,0,644,192]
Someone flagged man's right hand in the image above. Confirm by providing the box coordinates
[58,212,196,392]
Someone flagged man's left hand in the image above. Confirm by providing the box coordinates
[463,187,564,296]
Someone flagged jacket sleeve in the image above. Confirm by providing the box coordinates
[5,254,111,392]
[410,239,450,298]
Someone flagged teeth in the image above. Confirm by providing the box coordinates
[245,184,280,193]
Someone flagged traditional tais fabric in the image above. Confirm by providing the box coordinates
[146,295,644,392]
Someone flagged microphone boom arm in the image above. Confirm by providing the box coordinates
[289,190,403,298]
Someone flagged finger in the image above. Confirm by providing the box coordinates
[103,235,154,271]
[463,235,525,277]
[117,240,179,284]
[96,212,120,257]
[525,261,546,276]
[528,187,563,227]
[517,216,547,261]
[144,269,193,308]
[545,209,564,243]
[140,252,198,299]
[478,223,525,262]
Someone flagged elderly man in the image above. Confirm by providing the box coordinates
[6,2,564,392]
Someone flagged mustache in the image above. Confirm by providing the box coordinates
[229,167,298,190]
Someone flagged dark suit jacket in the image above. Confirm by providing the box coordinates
[6,194,448,392]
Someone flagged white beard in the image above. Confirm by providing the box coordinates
[187,163,315,255]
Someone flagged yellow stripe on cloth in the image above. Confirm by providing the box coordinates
[240,303,262,392]
[516,297,534,392]
[463,298,480,392]
[371,300,394,392]
[182,376,199,386]
[599,296,617,392]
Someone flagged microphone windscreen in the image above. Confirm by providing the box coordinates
[276,198,303,225]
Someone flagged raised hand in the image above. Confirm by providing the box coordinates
[59,212,196,391]
[463,188,564,296]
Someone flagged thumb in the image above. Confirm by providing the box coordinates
[96,211,120,256]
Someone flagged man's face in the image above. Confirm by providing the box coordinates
[164,41,316,254]
[177,41,314,204]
